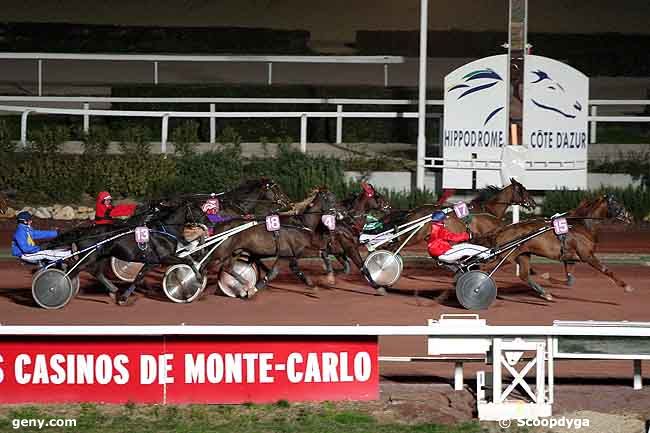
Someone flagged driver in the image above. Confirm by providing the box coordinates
[427,211,489,262]
[94,191,137,225]
[12,211,71,264]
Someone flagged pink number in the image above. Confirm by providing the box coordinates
[265,215,281,232]
[322,214,336,230]
[453,202,469,218]
[553,218,569,235]
[135,227,149,243]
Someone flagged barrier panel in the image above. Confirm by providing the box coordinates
[0,335,378,404]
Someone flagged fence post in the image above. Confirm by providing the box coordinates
[37,60,43,96]
[210,104,216,144]
[300,114,307,153]
[154,61,159,85]
[590,105,597,144]
[384,63,388,87]
[336,105,343,144]
[268,62,273,85]
[83,103,90,134]
[513,204,520,276]
[161,114,169,154]
[634,360,643,390]
[20,110,32,147]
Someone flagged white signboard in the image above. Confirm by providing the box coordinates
[443,55,508,189]
[441,54,588,190]
[523,55,588,189]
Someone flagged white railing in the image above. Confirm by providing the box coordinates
[0,97,648,153]
[0,52,405,93]
[0,101,444,153]
[588,100,650,143]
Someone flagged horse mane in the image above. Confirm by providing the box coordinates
[470,185,502,205]
[284,188,319,215]
[340,191,361,209]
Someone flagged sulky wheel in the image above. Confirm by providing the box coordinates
[454,270,497,310]
[363,250,403,288]
[110,257,144,283]
[218,260,259,298]
[162,264,207,303]
[32,268,74,310]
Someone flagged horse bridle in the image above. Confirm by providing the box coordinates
[605,194,629,222]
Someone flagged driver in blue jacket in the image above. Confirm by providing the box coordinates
[11,211,70,264]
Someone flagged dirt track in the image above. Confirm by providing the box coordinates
[2,228,650,421]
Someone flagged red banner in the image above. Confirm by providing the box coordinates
[0,336,378,404]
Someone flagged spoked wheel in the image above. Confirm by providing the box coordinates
[218,260,259,298]
[162,264,207,303]
[363,250,403,288]
[32,268,74,310]
[110,257,144,283]
[455,270,497,310]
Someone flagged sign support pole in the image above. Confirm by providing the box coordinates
[416,0,428,190]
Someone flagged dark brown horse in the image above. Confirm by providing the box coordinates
[478,194,634,300]
[321,182,392,283]
[208,187,342,295]
[381,178,536,248]
[444,178,537,235]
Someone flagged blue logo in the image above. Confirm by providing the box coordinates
[447,68,504,126]
[529,70,582,119]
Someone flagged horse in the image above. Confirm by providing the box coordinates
[443,178,537,235]
[208,187,361,296]
[320,182,392,281]
[379,178,536,249]
[477,194,634,301]
[63,198,209,305]
[48,178,292,303]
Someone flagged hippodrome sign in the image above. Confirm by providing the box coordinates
[0,336,378,404]
[442,54,588,190]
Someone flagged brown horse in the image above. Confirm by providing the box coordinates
[444,178,537,236]
[322,182,392,281]
[478,194,634,300]
[381,178,536,248]
[209,187,342,295]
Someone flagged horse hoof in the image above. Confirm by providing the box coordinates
[567,274,576,287]
[625,285,635,293]
[540,272,550,280]
[108,292,117,303]
[540,292,553,301]
[325,273,336,286]
[376,287,387,296]
[117,297,130,306]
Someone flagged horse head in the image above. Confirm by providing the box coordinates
[258,178,292,211]
[508,178,537,210]
[358,182,391,214]
[604,194,633,224]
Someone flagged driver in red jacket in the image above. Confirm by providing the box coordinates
[94,191,137,225]
[427,211,489,262]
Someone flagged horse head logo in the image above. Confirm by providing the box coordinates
[447,68,505,126]
[529,70,582,119]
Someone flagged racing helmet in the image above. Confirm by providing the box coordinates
[16,211,33,224]
[431,211,446,223]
